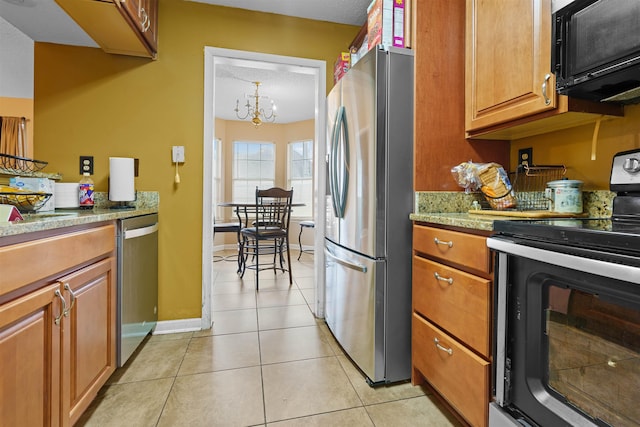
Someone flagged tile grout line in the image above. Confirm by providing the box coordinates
[255,283,269,426]
[153,334,192,426]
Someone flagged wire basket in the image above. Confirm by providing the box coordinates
[509,165,566,210]
[0,153,48,174]
[0,191,52,213]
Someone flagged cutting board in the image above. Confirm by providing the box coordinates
[468,209,586,218]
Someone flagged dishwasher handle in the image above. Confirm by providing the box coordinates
[124,223,158,240]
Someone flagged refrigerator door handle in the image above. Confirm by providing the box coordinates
[331,106,349,219]
[325,248,368,273]
[329,108,340,217]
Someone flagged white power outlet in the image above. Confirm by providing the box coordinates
[172,146,185,163]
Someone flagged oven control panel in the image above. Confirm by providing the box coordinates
[610,148,640,192]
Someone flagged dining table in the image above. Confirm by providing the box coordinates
[216,201,304,274]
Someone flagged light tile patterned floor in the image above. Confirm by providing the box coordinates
[76,250,462,426]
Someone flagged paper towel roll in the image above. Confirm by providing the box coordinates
[109,157,135,202]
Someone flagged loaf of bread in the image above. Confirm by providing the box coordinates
[477,164,517,210]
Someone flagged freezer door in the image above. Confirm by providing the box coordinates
[324,239,385,383]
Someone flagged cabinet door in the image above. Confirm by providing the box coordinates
[139,0,158,52]
[61,257,117,426]
[466,0,555,131]
[0,283,63,427]
[117,0,141,22]
[117,0,157,53]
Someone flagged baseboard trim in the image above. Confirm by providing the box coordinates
[153,318,202,335]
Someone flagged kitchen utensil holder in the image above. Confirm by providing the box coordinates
[510,165,566,210]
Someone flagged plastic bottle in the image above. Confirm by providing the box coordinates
[79,172,95,209]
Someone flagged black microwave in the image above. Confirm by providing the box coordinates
[552,0,640,104]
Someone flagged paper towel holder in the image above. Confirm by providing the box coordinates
[108,157,137,210]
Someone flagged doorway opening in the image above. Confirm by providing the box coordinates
[202,47,327,329]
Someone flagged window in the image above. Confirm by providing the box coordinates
[213,138,223,220]
[287,140,313,218]
[232,141,275,203]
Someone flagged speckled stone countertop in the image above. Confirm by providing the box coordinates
[0,191,159,238]
[410,191,614,231]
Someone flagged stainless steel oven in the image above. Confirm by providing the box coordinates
[488,149,640,427]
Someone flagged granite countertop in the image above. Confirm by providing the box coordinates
[411,191,615,231]
[0,191,159,238]
[410,211,503,231]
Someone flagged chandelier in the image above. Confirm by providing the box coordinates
[235,81,277,126]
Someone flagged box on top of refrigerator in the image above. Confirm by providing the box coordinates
[9,177,55,212]
[367,0,405,50]
[334,52,351,84]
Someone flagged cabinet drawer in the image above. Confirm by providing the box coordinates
[0,225,115,297]
[413,225,490,274]
[413,256,491,357]
[412,314,489,427]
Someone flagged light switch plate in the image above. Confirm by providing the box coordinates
[172,146,185,163]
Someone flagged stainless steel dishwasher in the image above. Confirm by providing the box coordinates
[117,213,159,366]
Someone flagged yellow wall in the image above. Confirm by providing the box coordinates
[511,104,640,190]
[33,1,358,320]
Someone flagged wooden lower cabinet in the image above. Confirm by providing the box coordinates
[0,225,116,427]
[62,257,117,426]
[412,315,489,427]
[412,223,492,427]
[413,256,491,358]
[0,282,63,427]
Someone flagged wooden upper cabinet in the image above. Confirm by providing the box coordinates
[412,0,510,191]
[465,0,623,140]
[466,0,555,132]
[55,0,158,59]
[116,0,158,54]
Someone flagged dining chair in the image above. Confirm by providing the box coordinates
[213,218,240,264]
[239,187,294,289]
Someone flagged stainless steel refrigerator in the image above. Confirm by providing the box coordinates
[325,46,413,385]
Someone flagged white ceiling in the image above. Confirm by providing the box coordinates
[214,60,317,123]
[0,0,368,124]
[187,0,369,26]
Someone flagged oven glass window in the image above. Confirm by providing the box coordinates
[546,285,640,426]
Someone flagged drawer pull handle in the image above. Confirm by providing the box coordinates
[54,289,67,326]
[542,73,552,106]
[434,272,453,285]
[434,338,453,355]
[63,283,76,317]
[434,237,453,248]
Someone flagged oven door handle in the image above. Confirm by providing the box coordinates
[487,237,640,284]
